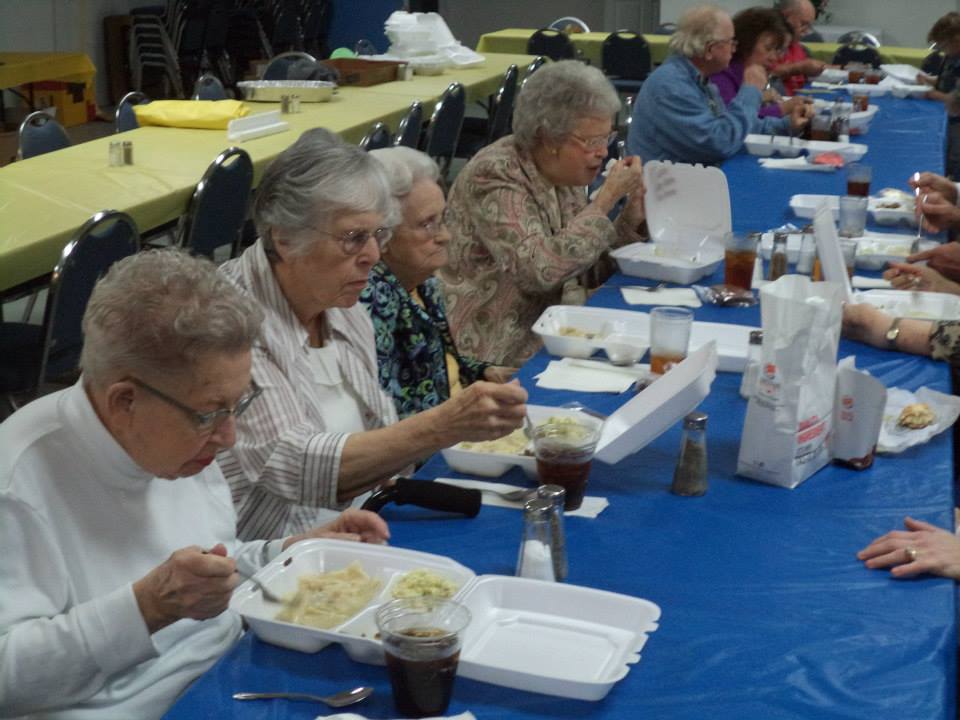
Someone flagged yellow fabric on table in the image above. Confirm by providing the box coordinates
[133,100,249,129]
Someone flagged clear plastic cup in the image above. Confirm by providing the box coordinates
[533,418,601,511]
[838,196,868,238]
[649,306,694,375]
[723,232,758,290]
[376,598,471,718]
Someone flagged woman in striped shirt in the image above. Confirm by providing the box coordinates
[218,129,528,540]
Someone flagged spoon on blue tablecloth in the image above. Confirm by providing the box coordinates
[233,686,373,706]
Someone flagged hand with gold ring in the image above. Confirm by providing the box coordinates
[857,516,960,579]
[883,261,960,296]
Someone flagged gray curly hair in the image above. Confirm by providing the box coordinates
[80,248,263,387]
[368,146,440,200]
[253,128,397,259]
[512,60,620,151]
[669,5,731,58]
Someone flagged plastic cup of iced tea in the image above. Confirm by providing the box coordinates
[649,306,693,376]
[846,163,872,197]
[723,231,758,290]
[533,418,601,511]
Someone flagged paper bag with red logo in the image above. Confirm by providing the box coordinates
[736,275,843,488]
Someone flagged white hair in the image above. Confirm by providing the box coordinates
[80,248,263,387]
[368,146,440,200]
[512,60,620,151]
[253,128,396,258]
[669,5,730,58]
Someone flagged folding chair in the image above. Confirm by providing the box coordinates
[18,111,70,159]
[526,29,575,61]
[394,100,424,149]
[602,31,651,94]
[421,83,466,184]
[115,91,151,132]
[359,122,392,151]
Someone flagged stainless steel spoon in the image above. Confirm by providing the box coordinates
[482,487,536,503]
[233,686,374,707]
[239,573,284,603]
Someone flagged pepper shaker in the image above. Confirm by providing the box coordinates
[536,484,568,581]
[122,141,133,165]
[515,498,555,582]
[670,412,708,496]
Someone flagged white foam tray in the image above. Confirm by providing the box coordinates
[744,134,867,162]
[812,68,850,84]
[236,80,336,102]
[880,64,923,85]
[610,241,724,284]
[789,193,918,227]
[855,289,960,320]
[443,344,717,472]
[810,100,879,133]
[532,305,752,372]
[760,231,935,269]
[231,540,660,701]
[890,84,928,99]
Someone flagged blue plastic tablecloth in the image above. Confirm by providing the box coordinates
[164,95,956,720]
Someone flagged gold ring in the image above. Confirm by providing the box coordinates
[912,276,921,287]
[905,546,919,562]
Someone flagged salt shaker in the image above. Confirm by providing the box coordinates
[516,498,555,582]
[796,233,815,275]
[739,330,763,399]
[768,232,788,281]
[536,484,568,581]
[670,412,708,496]
[108,140,123,167]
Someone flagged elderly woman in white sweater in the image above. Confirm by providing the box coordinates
[0,249,388,719]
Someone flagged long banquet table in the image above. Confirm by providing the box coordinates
[163,88,956,718]
[0,52,532,296]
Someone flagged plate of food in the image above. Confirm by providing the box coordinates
[877,386,960,453]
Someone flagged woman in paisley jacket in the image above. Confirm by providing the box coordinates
[361,147,516,418]
[437,60,649,366]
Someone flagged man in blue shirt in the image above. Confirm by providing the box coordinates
[627,4,810,165]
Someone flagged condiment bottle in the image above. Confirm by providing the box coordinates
[108,140,123,167]
[739,330,763,400]
[768,232,788,281]
[122,141,133,165]
[796,233,815,275]
[670,412,708,496]
[516,498,555,581]
[536,484,568,581]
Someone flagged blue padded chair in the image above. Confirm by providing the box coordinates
[115,91,150,133]
[17,111,70,159]
[832,32,882,68]
[0,211,140,406]
[192,73,227,100]
[526,28,575,61]
[421,82,466,184]
[602,31,651,94]
[176,147,253,259]
[262,50,316,80]
[456,64,518,158]
[394,100,424,149]
[354,38,378,56]
[359,122,392,151]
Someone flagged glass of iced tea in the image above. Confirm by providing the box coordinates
[376,598,471,719]
[723,231,758,290]
[649,306,693,376]
[532,417,601,511]
[846,163,872,197]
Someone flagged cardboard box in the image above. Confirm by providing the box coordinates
[23,81,96,127]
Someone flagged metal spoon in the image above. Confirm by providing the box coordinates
[233,686,374,706]
[482,487,536,503]
[240,573,284,603]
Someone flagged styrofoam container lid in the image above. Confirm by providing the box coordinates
[532,305,753,372]
[610,240,724,284]
[880,64,922,84]
[232,540,660,701]
[855,233,937,270]
[745,135,867,162]
[855,289,960,320]
[789,193,916,226]
[643,160,731,245]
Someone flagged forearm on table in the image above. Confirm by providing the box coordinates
[893,319,938,356]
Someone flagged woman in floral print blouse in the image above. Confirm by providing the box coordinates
[438,60,649,366]
[361,147,516,418]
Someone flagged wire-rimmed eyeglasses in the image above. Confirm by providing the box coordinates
[130,377,262,433]
[307,225,393,255]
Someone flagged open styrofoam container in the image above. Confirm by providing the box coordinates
[789,193,917,226]
[813,68,850,83]
[532,305,752,372]
[880,64,923,85]
[610,240,724,284]
[232,539,661,701]
[760,230,936,269]
[745,134,867,162]
[855,289,960,320]
[810,99,879,134]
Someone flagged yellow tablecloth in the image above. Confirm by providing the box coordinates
[0,51,96,89]
[0,52,531,293]
[477,29,932,69]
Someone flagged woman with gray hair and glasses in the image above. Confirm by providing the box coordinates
[218,129,527,541]
[360,146,517,419]
[438,59,648,366]
[0,249,388,719]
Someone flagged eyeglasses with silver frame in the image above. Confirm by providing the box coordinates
[307,225,393,255]
[130,377,262,433]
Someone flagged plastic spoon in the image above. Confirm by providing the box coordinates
[233,686,373,707]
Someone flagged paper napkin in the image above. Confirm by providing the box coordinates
[536,357,647,393]
[852,275,892,289]
[759,157,836,172]
[621,287,702,307]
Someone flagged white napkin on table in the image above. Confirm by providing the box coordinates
[759,157,836,172]
[852,275,892,289]
[437,478,608,518]
[316,713,476,720]
[536,357,647,393]
[877,386,960,454]
[621,287,702,307]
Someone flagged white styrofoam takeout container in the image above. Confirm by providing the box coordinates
[610,240,724,284]
[532,305,752,372]
[889,84,929,99]
[789,193,918,227]
[745,134,868,162]
[854,289,960,320]
[760,231,936,269]
[880,64,923,85]
[231,539,661,701]
[442,344,717,474]
[812,68,850,83]
[811,99,879,134]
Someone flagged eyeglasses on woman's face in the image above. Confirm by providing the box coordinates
[567,130,618,152]
[410,208,451,238]
[307,225,393,255]
[130,377,262,434]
